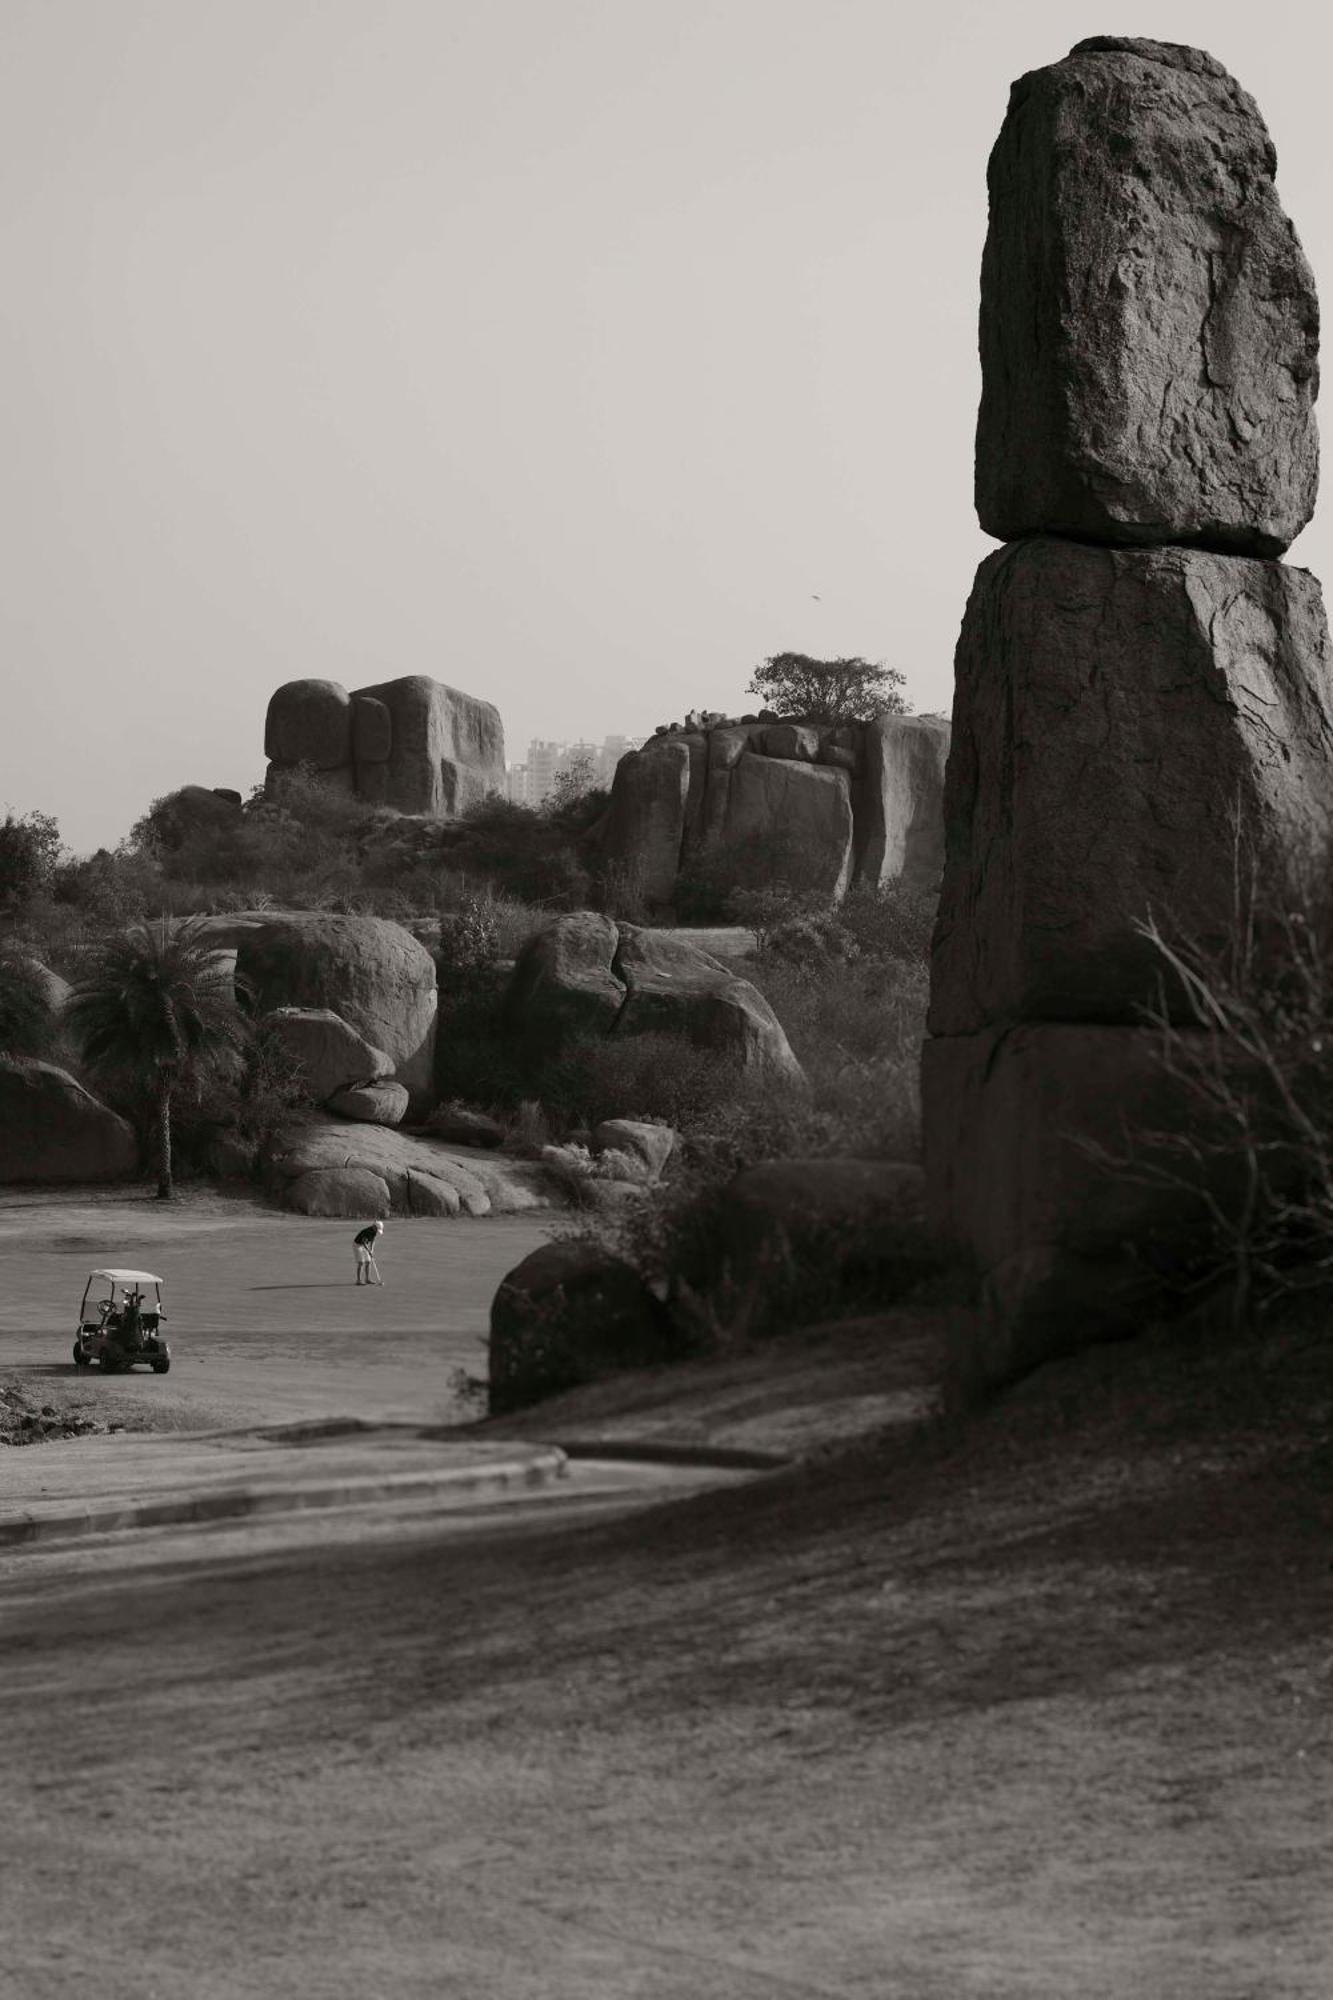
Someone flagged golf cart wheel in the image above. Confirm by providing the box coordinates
[151,1357,170,1374]
[73,1343,91,1368]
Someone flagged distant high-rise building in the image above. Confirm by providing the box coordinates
[505,764,530,806]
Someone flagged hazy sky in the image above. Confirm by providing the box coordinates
[3,0,1331,853]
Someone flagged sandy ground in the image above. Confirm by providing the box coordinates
[2,1191,1332,1997]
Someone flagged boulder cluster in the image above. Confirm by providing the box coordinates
[925,38,1333,1381]
[599,712,950,908]
[264,674,505,817]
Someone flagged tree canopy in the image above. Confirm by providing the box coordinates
[67,918,249,1199]
[745,654,909,724]
[0,808,62,912]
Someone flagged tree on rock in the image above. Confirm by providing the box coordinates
[746,654,909,723]
[67,918,249,1200]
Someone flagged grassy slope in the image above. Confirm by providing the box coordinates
[4,1301,1332,1996]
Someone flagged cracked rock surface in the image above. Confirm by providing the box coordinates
[976,36,1320,555]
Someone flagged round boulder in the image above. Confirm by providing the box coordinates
[235,913,437,1109]
[326,1079,410,1126]
[489,1239,676,1414]
[264,679,352,769]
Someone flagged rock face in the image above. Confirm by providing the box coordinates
[0,1061,138,1183]
[504,911,624,1053]
[268,1115,557,1218]
[285,1166,392,1219]
[264,674,504,817]
[856,715,952,895]
[597,738,691,904]
[976,37,1320,556]
[261,1007,395,1104]
[489,1240,676,1414]
[599,713,949,910]
[931,540,1333,1035]
[505,916,805,1086]
[232,914,438,1110]
[927,41,1329,1384]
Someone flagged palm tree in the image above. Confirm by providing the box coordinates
[67,917,249,1199]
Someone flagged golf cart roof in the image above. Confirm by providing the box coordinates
[89,1269,163,1286]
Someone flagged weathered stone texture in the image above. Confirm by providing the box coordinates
[504,915,805,1086]
[930,538,1333,1036]
[599,740,690,903]
[922,1025,1261,1382]
[977,37,1320,555]
[261,1007,395,1104]
[264,680,352,768]
[351,675,504,816]
[265,675,504,817]
[232,914,438,1108]
[855,715,951,895]
[614,924,805,1084]
[713,753,854,900]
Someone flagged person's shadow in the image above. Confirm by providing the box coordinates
[248,1284,351,1291]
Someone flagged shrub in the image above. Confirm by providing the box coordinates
[0,809,62,913]
[536,1031,755,1134]
[1119,845,1333,1325]
[0,954,57,1058]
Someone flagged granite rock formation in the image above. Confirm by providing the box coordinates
[0,1061,138,1184]
[506,915,806,1086]
[927,40,1328,1382]
[264,675,504,817]
[196,911,438,1112]
[977,37,1320,556]
[600,713,949,908]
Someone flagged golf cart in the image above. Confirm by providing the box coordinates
[73,1270,171,1375]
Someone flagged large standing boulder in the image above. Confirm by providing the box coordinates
[854,714,951,894]
[711,753,854,899]
[234,914,438,1109]
[976,38,1320,556]
[351,676,505,816]
[0,1062,137,1183]
[261,1007,395,1104]
[930,539,1333,1037]
[264,674,505,818]
[598,739,691,904]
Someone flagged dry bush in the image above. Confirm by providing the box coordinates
[1124,840,1333,1324]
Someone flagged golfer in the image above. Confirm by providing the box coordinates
[353,1220,385,1286]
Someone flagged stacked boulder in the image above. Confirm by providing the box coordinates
[924,39,1333,1381]
[600,711,950,907]
[264,674,505,818]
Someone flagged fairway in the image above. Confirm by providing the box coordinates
[0,1189,553,1430]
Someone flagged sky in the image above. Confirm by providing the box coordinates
[2,0,1332,854]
